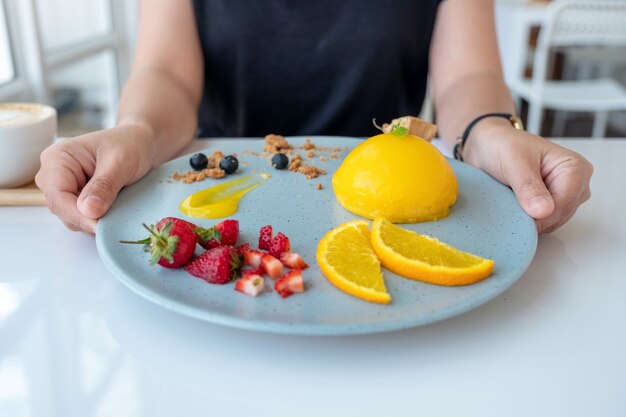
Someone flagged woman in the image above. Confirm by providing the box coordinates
[36,0,592,234]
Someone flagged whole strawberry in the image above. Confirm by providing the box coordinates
[160,216,197,232]
[184,246,242,284]
[195,219,239,249]
[121,218,198,269]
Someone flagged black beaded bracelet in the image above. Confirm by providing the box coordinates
[453,113,524,161]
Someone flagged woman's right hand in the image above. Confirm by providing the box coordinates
[35,124,155,234]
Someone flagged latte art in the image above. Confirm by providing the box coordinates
[0,103,51,128]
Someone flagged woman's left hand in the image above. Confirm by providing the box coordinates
[463,125,593,234]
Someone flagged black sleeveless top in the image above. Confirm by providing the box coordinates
[191,0,441,137]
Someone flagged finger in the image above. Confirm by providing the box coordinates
[535,165,592,234]
[49,191,98,234]
[77,153,133,219]
[36,148,96,233]
[504,157,555,220]
[535,196,579,234]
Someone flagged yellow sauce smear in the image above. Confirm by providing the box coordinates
[179,173,270,219]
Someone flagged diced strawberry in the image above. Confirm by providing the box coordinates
[234,274,265,297]
[274,270,304,298]
[275,279,292,298]
[241,265,264,276]
[196,219,239,249]
[243,250,265,267]
[260,253,283,279]
[258,225,273,250]
[269,232,291,258]
[236,242,251,255]
[284,269,305,292]
[280,252,308,270]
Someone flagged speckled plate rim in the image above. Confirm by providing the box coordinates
[96,137,538,336]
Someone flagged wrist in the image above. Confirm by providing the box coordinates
[454,112,523,166]
[117,118,157,143]
[116,119,159,167]
[462,118,513,166]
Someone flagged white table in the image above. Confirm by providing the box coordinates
[1,138,625,417]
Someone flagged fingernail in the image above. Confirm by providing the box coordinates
[529,196,549,213]
[81,195,103,215]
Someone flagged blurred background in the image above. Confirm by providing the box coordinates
[0,0,136,136]
[0,0,625,138]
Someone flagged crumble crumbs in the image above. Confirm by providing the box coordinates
[172,167,225,183]
[288,154,302,171]
[288,154,326,179]
[172,150,226,183]
[208,150,224,167]
[173,135,337,184]
[264,134,293,153]
[302,138,316,150]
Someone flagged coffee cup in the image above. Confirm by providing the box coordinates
[0,102,57,188]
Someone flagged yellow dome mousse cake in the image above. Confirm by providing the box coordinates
[332,128,458,223]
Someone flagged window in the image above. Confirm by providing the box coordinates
[35,0,112,52]
[0,1,15,85]
[49,51,118,134]
[0,0,136,135]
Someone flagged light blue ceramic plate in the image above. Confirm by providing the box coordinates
[96,137,537,335]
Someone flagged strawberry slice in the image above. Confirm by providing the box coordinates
[234,274,265,297]
[243,250,265,267]
[196,219,239,249]
[258,225,273,250]
[260,253,283,279]
[269,232,291,258]
[184,246,242,284]
[275,269,304,298]
[280,252,308,270]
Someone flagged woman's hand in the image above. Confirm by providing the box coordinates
[463,123,593,233]
[35,124,155,234]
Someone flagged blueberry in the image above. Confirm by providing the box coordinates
[189,153,208,171]
[219,155,239,174]
[271,153,289,170]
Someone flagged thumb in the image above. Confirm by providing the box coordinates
[506,160,555,220]
[77,158,129,219]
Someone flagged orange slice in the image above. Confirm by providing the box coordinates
[316,220,391,304]
[370,217,494,286]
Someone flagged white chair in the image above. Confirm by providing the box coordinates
[508,1,626,138]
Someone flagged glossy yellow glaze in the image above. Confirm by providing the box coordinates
[179,173,269,219]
